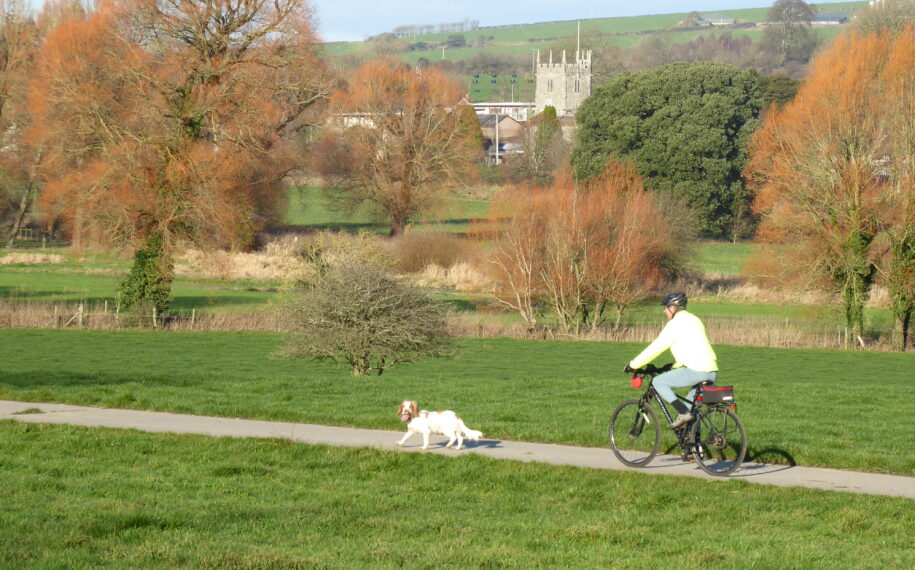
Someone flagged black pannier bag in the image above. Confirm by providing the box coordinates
[701,385,734,404]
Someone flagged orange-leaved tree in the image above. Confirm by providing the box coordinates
[0,0,40,247]
[745,26,914,348]
[875,24,914,350]
[486,161,676,334]
[317,58,478,236]
[27,0,331,313]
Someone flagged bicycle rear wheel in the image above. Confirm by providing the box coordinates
[609,399,661,467]
[690,406,747,476]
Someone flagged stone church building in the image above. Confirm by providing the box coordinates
[534,49,592,117]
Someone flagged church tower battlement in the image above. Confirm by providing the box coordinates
[535,49,592,117]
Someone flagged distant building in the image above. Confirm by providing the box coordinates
[813,13,849,26]
[479,114,523,141]
[534,49,592,117]
[703,14,737,26]
[469,101,534,122]
[325,112,376,129]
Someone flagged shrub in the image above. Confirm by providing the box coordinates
[117,233,173,316]
[387,231,467,273]
[295,231,392,285]
[281,262,453,376]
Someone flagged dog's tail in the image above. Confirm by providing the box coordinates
[457,418,483,441]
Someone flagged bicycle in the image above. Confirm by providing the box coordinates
[608,364,748,476]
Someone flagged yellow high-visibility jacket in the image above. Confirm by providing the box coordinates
[629,310,718,372]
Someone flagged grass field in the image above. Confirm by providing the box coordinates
[1,421,911,567]
[0,234,897,342]
[285,186,492,233]
[0,261,278,313]
[327,3,866,52]
[1,329,912,475]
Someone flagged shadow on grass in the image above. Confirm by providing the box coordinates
[745,446,797,467]
[0,286,106,300]
[0,371,184,389]
[170,295,274,310]
[441,298,477,312]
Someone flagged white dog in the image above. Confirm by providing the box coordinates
[396,400,483,450]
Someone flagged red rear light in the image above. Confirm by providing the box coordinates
[630,376,643,389]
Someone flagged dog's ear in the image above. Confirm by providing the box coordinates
[409,401,418,416]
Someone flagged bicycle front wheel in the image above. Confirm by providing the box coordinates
[609,399,661,467]
[690,406,747,476]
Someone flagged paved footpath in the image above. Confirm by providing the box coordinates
[2,400,912,500]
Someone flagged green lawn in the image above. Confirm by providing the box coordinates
[1,329,912,475]
[0,263,277,314]
[285,186,492,233]
[1,421,911,567]
[690,240,754,275]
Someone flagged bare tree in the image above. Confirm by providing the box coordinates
[0,0,39,247]
[486,163,677,334]
[763,0,817,62]
[318,58,477,236]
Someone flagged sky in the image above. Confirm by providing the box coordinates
[310,0,786,42]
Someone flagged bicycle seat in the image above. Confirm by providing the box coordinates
[694,380,716,388]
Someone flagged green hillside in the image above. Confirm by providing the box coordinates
[324,2,866,57]
[323,2,867,102]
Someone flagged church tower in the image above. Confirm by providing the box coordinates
[534,49,592,117]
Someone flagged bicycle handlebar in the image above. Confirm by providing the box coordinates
[625,363,673,377]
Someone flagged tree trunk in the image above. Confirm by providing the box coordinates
[5,182,34,249]
[844,284,866,342]
[389,216,406,237]
[892,309,911,352]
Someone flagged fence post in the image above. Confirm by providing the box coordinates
[191,308,196,329]
[78,303,84,328]
[53,305,58,328]
[152,307,158,329]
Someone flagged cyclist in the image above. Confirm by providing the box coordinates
[624,292,718,429]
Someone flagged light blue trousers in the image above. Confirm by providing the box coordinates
[654,367,718,405]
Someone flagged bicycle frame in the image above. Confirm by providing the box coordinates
[638,377,705,451]
[640,379,695,425]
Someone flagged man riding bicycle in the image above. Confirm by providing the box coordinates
[625,292,718,429]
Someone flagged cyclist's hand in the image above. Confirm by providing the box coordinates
[658,363,673,373]
[642,363,658,375]
[623,364,634,374]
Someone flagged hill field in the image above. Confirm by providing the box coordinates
[324,2,869,101]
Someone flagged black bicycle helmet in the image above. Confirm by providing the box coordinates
[660,292,688,309]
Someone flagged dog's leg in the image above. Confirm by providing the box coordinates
[445,430,457,448]
[396,429,414,447]
[455,432,464,450]
[421,430,430,450]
